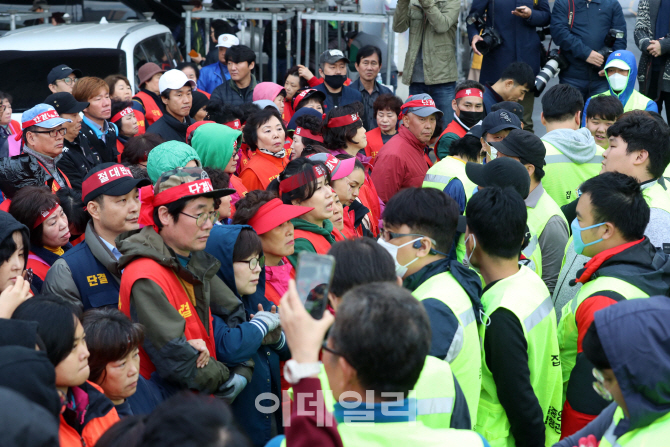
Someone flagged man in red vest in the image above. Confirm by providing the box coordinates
[117,166,253,401]
[133,63,165,127]
[434,81,486,160]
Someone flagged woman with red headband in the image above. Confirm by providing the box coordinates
[268,158,334,266]
[9,186,72,292]
[110,100,139,159]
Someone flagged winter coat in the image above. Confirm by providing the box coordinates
[80,116,118,164]
[198,62,231,94]
[635,0,670,96]
[314,82,363,113]
[0,152,68,199]
[467,0,551,84]
[146,112,193,143]
[190,122,242,170]
[59,381,120,447]
[58,136,102,190]
[0,387,59,447]
[211,75,258,107]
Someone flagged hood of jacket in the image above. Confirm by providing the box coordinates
[604,50,638,106]
[147,140,202,183]
[0,386,59,447]
[542,127,599,164]
[252,82,284,102]
[0,211,29,262]
[191,123,242,170]
[594,295,670,431]
[291,216,334,238]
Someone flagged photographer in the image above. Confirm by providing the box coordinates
[550,0,627,101]
[635,0,670,118]
[467,0,551,131]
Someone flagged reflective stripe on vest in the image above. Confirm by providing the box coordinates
[591,89,654,115]
[545,154,604,164]
[525,187,569,280]
[423,156,477,202]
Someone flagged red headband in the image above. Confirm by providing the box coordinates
[15,109,61,141]
[278,165,326,196]
[327,113,360,128]
[455,88,483,99]
[33,203,59,229]
[399,98,438,120]
[111,107,133,123]
[223,119,241,130]
[293,89,317,108]
[295,126,324,143]
[138,179,215,232]
[82,164,134,201]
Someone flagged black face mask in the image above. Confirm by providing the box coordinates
[324,74,347,89]
[459,110,486,128]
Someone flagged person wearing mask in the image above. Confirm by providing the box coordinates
[282,66,309,123]
[44,92,102,190]
[481,62,535,114]
[239,108,288,191]
[312,50,362,113]
[72,77,119,164]
[110,101,140,157]
[551,0,627,100]
[0,212,33,317]
[0,104,72,198]
[146,140,202,184]
[435,81,486,160]
[146,69,195,143]
[211,45,258,106]
[557,172,670,437]
[105,74,145,135]
[0,91,21,158]
[636,0,670,119]
[346,30,399,91]
[584,95,624,149]
[464,186,563,447]
[47,64,82,94]
[350,46,392,131]
[371,94,443,203]
[198,34,239,94]
[133,63,166,128]
[540,84,602,207]
[365,93,402,163]
[43,163,149,309]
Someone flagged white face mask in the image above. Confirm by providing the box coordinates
[608,73,628,92]
[377,237,421,278]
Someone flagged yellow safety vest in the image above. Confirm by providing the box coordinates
[590,88,654,115]
[423,156,478,201]
[337,419,486,446]
[599,406,670,447]
[642,179,670,214]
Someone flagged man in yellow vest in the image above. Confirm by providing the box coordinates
[377,188,484,425]
[491,129,569,294]
[464,187,563,447]
[540,84,602,207]
[557,172,670,438]
[556,296,670,447]
[275,281,489,446]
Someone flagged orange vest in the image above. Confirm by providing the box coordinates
[134,91,163,127]
[229,175,248,217]
[134,109,146,135]
[358,175,381,237]
[365,127,385,165]
[238,143,253,174]
[116,139,124,162]
[434,120,467,162]
[59,381,120,447]
[239,151,288,191]
[119,257,217,380]
[293,229,332,255]
[332,226,348,241]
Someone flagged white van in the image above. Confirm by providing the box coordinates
[0,21,183,116]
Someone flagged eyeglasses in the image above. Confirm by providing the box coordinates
[592,368,613,401]
[180,210,220,227]
[30,128,67,138]
[322,338,345,357]
[58,77,78,86]
[237,256,265,270]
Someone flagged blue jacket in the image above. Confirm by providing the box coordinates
[314,82,363,113]
[550,0,627,82]
[582,50,658,125]
[467,0,551,84]
[198,62,230,94]
[205,225,290,447]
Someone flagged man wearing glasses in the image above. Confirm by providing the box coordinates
[47,64,82,94]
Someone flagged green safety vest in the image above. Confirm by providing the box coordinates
[423,156,478,201]
[600,406,670,447]
[412,271,482,425]
[642,179,670,214]
[337,419,486,446]
[541,141,604,208]
[557,277,648,400]
[591,88,654,116]
[477,266,563,447]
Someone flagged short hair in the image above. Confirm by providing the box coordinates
[294,92,325,112]
[586,95,624,121]
[103,74,131,98]
[153,197,190,231]
[268,157,331,205]
[372,93,402,116]
[356,45,382,65]
[205,102,241,124]
[9,186,60,247]
[294,114,323,146]
[382,187,458,254]
[541,84,585,122]
[82,308,144,384]
[72,76,109,102]
[0,219,29,270]
[121,133,164,166]
[450,134,483,162]
[12,294,82,367]
[141,392,252,447]
[111,100,133,121]
[56,188,89,236]
[202,167,230,190]
[0,90,14,104]
[231,190,277,225]
[466,187,527,259]
[211,19,233,39]
[300,143,329,157]
[238,102,261,124]
[232,227,263,263]
[328,238,396,297]
[499,62,534,88]
[95,415,148,447]
[176,61,200,80]
[242,108,285,151]
[322,103,365,150]
[284,66,308,90]
[579,172,649,241]
[330,283,431,399]
[225,45,256,65]
[606,112,670,178]
[454,80,485,104]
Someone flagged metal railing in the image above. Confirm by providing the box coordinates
[0,10,52,30]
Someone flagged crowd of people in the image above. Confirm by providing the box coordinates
[2,0,670,446]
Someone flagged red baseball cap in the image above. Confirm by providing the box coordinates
[248,198,313,235]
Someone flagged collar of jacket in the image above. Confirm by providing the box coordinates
[82,115,118,139]
[398,124,427,153]
[31,243,72,266]
[575,238,646,284]
[86,221,122,279]
[163,111,193,131]
[23,146,63,168]
[230,74,257,94]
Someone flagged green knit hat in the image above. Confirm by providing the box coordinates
[147,140,202,183]
[190,123,242,171]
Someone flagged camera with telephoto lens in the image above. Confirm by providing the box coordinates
[534,49,570,96]
[467,13,502,56]
[596,29,625,69]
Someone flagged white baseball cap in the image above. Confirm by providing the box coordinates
[604,56,630,71]
[216,34,240,48]
[159,69,196,94]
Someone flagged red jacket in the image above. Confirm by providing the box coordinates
[365,127,384,165]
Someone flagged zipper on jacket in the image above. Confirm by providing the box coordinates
[80,436,87,446]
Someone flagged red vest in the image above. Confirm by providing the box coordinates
[240,151,287,191]
[293,229,332,255]
[332,226,348,241]
[365,127,384,165]
[27,252,51,283]
[358,175,381,237]
[238,143,253,175]
[229,175,248,217]
[116,139,124,162]
[434,120,467,162]
[134,109,146,135]
[119,257,217,380]
[133,92,163,127]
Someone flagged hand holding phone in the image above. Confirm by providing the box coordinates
[295,252,336,320]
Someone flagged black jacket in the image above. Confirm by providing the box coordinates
[0,386,59,447]
[80,120,118,164]
[59,136,102,190]
[210,75,258,107]
[0,153,64,199]
[146,112,193,143]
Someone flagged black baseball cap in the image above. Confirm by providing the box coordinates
[47,64,83,85]
[481,109,521,135]
[43,92,88,115]
[465,157,531,199]
[319,49,349,65]
[466,124,484,139]
[82,163,151,204]
[491,101,524,122]
[491,129,546,169]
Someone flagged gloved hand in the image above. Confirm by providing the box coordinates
[250,311,281,335]
[262,327,283,346]
[216,374,248,404]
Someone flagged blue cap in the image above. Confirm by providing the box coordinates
[21,104,71,129]
[287,107,323,132]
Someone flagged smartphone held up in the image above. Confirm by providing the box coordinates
[295,252,336,320]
